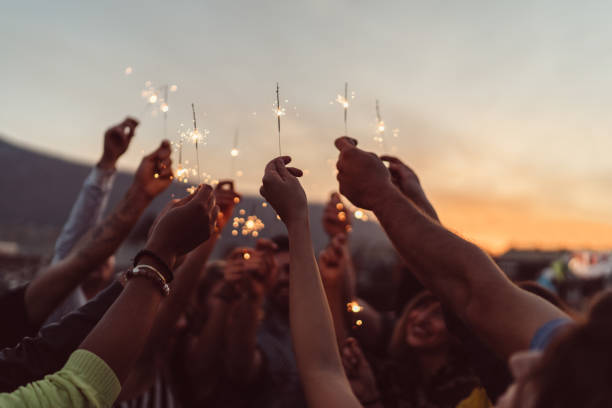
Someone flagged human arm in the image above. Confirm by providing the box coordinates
[0,281,123,393]
[23,140,173,330]
[319,233,352,346]
[0,184,219,407]
[335,137,568,358]
[52,118,137,264]
[260,156,361,408]
[341,338,383,408]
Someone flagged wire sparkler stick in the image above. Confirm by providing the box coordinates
[192,103,201,182]
[276,83,282,156]
[344,82,348,135]
[231,128,239,176]
[163,85,169,139]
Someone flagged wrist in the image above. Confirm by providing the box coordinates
[127,184,155,206]
[370,183,402,214]
[285,212,310,231]
[142,243,176,270]
[97,155,117,171]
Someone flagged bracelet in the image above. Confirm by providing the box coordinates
[125,267,170,296]
[133,249,174,283]
[135,264,167,286]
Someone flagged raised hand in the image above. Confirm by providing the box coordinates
[380,155,439,221]
[259,156,306,226]
[318,233,350,286]
[340,338,381,405]
[133,140,173,199]
[98,117,138,170]
[214,180,241,231]
[322,193,352,238]
[334,137,394,210]
[146,184,219,266]
[224,247,271,301]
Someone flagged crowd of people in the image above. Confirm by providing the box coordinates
[0,117,611,407]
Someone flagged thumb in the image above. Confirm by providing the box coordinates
[334,136,358,152]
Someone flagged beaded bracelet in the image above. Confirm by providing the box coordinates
[125,266,170,296]
[133,249,174,283]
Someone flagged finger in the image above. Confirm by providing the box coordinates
[210,205,220,227]
[158,166,173,179]
[334,136,358,152]
[333,232,347,247]
[274,156,292,179]
[286,167,303,177]
[264,158,281,177]
[216,180,235,192]
[259,185,268,200]
[193,184,214,208]
[380,155,401,164]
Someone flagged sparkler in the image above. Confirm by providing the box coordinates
[230,128,240,177]
[375,99,385,145]
[335,82,351,134]
[191,103,201,181]
[275,83,285,156]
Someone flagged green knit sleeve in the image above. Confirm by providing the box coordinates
[0,349,121,407]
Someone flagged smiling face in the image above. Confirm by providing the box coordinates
[404,295,450,351]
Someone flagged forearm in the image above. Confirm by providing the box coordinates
[372,187,568,356]
[188,301,232,380]
[287,217,346,380]
[52,166,116,263]
[224,296,263,383]
[78,277,163,383]
[323,280,350,347]
[25,185,150,327]
[145,234,219,352]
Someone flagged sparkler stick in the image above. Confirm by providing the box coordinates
[230,128,239,176]
[276,83,282,156]
[344,82,348,135]
[192,103,201,181]
[163,85,169,139]
[375,99,386,151]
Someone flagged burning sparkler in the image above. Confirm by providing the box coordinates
[274,83,285,156]
[335,82,353,134]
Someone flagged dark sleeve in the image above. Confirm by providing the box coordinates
[0,280,123,393]
[442,307,513,403]
[0,285,38,350]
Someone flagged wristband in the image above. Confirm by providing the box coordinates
[134,249,174,283]
[125,267,170,296]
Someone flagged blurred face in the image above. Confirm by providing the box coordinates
[270,251,290,309]
[404,297,449,351]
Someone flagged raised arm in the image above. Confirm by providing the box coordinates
[260,156,361,408]
[45,118,137,322]
[24,140,173,329]
[334,137,568,358]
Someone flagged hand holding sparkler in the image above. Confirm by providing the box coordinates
[335,137,393,211]
[224,247,273,301]
[214,180,241,231]
[133,140,174,199]
[380,155,439,222]
[322,192,352,238]
[318,233,351,287]
[146,184,219,265]
[98,117,139,170]
[259,156,306,226]
[340,338,381,406]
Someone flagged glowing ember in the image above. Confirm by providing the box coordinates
[347,301,363,313]
[230,148,239,157]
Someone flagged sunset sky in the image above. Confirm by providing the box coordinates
[3,0,612,253]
